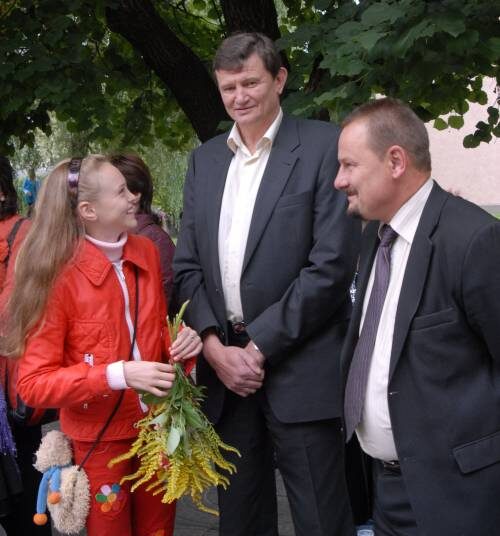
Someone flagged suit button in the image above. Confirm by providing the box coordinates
[389,391,398,396]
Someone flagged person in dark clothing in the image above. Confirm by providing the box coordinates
[110,154,176,306]
[0,155,49,536]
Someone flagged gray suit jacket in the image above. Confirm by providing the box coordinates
[174,114,360,423]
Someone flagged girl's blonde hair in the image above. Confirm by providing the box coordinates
[3,155,108,357]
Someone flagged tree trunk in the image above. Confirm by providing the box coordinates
[219,0,289,70]
[105,0,226,142]
[106,0,285,141]
[220,0,280,38]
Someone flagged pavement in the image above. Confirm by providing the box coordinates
[0,469,374,536]
[173,470,294,536]
[0,423,369,536]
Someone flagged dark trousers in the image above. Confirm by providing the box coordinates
[372,460,419,536]
[215,326,355,536]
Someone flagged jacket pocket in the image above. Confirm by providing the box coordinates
[275,191,313,210]
[410,307,457,331]
[453,429,500,474]
[66,320,113,364]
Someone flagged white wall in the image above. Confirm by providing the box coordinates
[428,78,500,207]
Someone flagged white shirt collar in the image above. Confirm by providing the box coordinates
[227,108,283,156]
[383,178,434,245]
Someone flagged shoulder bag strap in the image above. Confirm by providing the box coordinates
[5,218,26,270]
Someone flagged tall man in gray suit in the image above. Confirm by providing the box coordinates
[174,33,360,536]
[336,98,500,535]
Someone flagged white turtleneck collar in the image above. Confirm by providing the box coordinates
[85,233,128,263]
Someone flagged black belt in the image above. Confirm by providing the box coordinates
[227,321,250,347]
[380,459,401,471]
[229,321,247,334]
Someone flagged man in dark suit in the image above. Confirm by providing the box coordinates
[174,32,360,536]
[335,97,500,535]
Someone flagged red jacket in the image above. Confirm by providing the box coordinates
[0,215,30,306]
[17,235,171,441]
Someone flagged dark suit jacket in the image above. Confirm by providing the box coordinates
[174,114,360,424]
[342,182,500,535]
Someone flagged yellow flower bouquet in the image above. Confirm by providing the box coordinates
[108,301,240,514]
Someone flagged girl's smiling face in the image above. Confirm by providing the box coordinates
[83,163,138,241]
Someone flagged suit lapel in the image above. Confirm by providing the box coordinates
[241,115,299,274]
[388,183,448,380]
[206,142,234,292]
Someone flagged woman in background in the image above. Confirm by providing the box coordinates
[110,154,176,306]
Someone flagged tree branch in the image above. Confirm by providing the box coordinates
[106,0,227,141]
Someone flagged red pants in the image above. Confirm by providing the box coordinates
[73,438,176,536]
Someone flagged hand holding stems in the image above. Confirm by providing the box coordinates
[170,326,202,363]
[123,361,175,397]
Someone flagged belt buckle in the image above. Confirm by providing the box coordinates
[382,460,400,471]
[232,321,246,334]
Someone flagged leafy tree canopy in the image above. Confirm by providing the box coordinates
[1,0,499,154]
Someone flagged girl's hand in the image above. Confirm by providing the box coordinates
[123,361,175,397]
[170,327,202,362]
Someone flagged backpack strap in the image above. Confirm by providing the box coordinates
[5,218,26,270]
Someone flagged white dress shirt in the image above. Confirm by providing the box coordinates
[356,178,433,461]
[218,109,283,322]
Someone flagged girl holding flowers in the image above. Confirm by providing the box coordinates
[3,155,201,536]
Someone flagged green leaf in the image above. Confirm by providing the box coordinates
[434,16,466,38]
[320,54,367,76]
[141,392,167,405]
[487,37,500,58]
[476,91,488,106]
[357,30,387,51]
[487,106,499,126]
[463,134,480,148]
[361,3,404,26]
[150,412,168,427]
[166,426,181,455]
[476,121,489,131]
[335,21,362,41]
[455,100,469,115]
[433,118,448,131]
[182,404,205,429]
[394,20,436,56]
[314,82,357,106]
[448,115,464,129]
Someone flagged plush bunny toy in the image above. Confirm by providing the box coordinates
[33,430,90,535]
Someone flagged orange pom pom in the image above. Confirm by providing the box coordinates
[48,491,61,504]
[33,513,48,526]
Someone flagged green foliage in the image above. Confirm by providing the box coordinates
[278,0,500,148]
[139,142,193,231]
[8,113,191,230]
[1,0,499,156]
[0,0,195,153]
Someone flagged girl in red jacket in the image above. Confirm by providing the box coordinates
[3,155,202,536]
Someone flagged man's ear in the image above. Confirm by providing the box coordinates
[276,66,288,95]
[387,145,408,179]
[77,200,97,223]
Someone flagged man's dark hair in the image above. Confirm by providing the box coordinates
[213,32,282,77]
[342,98,432,173]
[0,155,19,220]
